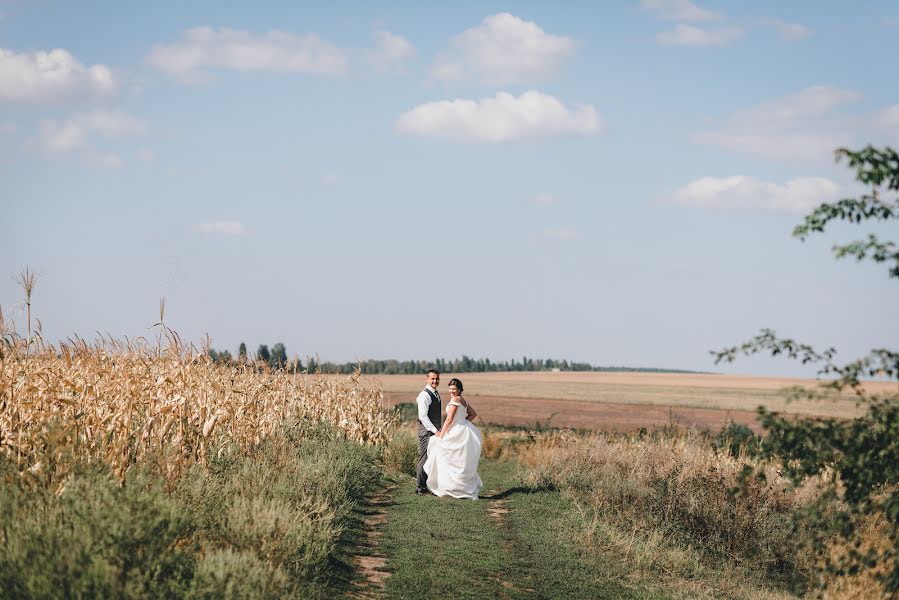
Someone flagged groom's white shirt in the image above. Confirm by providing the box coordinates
[417,386,440,434]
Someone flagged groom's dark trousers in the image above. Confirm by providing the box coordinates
[416,430,432,492]
[416,387,443,492]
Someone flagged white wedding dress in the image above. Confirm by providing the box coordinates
[424,400,483,499]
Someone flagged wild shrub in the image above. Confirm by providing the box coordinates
[382,426,418,476]
[0,422,381,599]
[713,420,762,458]
[0,458,194,599]
[713,145,899,595]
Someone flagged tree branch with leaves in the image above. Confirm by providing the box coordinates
[713,145,899,593]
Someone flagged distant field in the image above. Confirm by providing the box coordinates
[366,371,896,433]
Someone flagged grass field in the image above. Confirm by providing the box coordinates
[368,371,897,432]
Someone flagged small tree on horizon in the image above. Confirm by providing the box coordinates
[256,344,270,366]
[270,343,288,370]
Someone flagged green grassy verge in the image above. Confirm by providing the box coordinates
[0,423,379,599]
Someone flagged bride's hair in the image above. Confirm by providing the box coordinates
[448,378,463,392]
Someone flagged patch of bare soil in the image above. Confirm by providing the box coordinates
[348,484,395,599]
[484,488,534,597]
[384,392,764,433]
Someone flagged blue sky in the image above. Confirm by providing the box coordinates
[2,1,898,376]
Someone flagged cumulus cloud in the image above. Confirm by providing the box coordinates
[671,175,841,214]
[640,0,721,22]
[657,24,743,46]
[431,13,575,85]
[32,110,148,167]
[396,90,602,142]
[365,30,415,72]
[875,104,899,130]
[195,220,247,236]
[693,85,873,163]
[147,26,348,83]
[533,193,558,206]
[760,18,811,41]
[0,47,116,105]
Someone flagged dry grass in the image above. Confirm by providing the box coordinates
[496,428,818,597]
[0,332,395,488]
[490,426,896,598]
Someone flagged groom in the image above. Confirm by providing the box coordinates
[416,368,442,495]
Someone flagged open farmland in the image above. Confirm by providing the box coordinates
[371,371,897,432]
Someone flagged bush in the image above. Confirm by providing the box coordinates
[713,420,761,458]
[0,422,382,599]
[381,427,418,476]
[0,461,194,599]
[188,549,291,599]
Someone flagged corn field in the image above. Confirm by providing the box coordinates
[0,332,396,487]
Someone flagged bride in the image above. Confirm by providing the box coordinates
[424,378,483,499]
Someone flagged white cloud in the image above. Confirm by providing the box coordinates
[0,47,116,105]
[640,0,721,22]
[321,172,339,185]
[32,110,148,166]
[431,13,575,85]
[77,111,148,138]
[147,26,348,83]
[671,175,841,214]
[365,30,415,72]
[138,148,155,162]
[657,24,743,46]
[195,221,247,236]
[396,90,602,142]
[36,120,87,153]
[881,17,899,27]
[875,104,899,130]
[694,85,869,162]
[533,193,558,206]
[0,121,16,135]
[760,18,811,41]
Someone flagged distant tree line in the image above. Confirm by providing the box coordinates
[207,344,697,375]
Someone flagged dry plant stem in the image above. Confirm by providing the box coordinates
[17,267,36,357]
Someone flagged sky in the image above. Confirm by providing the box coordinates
[2,1,898,377]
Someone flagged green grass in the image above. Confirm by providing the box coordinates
[378,459,667,599]
[0,423,380,600]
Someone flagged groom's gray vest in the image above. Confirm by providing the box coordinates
[418,388,442,435]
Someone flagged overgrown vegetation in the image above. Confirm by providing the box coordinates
[510,428,815,595]
[0,289,397,598]
[0,424,380,598]
[714,145,899,595]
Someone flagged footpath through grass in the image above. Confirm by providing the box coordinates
[375,458,668,600]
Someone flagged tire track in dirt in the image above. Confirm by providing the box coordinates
[484,487,535,598]
[349,483,396,599]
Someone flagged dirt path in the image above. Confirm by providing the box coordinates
[348,483,395,599]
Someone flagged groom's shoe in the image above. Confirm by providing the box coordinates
[416,489,433,496]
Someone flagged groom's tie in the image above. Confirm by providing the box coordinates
[435,390,442,428]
